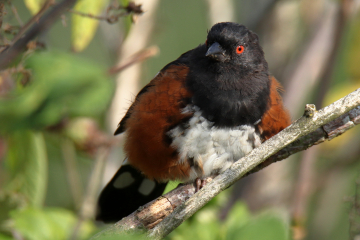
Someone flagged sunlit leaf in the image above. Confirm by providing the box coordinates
[9,207,95,240]
[24,0,46,15]
[71,0,109,52]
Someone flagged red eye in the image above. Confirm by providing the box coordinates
[205,39,208,46]
[236,45,244,54]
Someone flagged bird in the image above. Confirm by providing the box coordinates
[96,22,291,223]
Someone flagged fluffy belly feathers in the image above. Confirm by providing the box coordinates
[168,105,261,182]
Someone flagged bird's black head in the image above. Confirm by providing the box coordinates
[205,22,268,74]
[186,22,271,127]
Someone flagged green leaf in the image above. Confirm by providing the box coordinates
[224,202,250,232]
[167,200,222,240]
[9,207,95,240]
[167,217,221,240]
[0,51,114,133]
[0,131,47,231]
[3,131,47,207]
[163,181,181,194]
[0,233,13,240]
[226,210,291,240]
[72,0,109,52]
[24,0,46,15]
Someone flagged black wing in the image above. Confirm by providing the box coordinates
[96,165,167,222]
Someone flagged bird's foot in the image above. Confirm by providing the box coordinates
[195,178,208,192]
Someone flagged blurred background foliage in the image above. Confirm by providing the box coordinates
[0,0,360,239]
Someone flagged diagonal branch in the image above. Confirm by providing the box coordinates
[91,88,360,240]
[11,0,56,44]
[0,0,77,70]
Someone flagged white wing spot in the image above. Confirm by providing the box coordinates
[138,179,156,196]
[113,172,135,189]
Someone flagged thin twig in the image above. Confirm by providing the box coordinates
[68,9,130,23]
[68,1,143,24]
[9,2,23,26]
[2,23,20,35]
[11,0,55,44]
[108,46,159,74]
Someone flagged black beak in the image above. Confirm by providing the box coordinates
[205,42,228,61]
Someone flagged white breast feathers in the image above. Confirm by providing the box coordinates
[167,105,261,182]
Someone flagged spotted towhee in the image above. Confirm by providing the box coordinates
[97,22,291,222]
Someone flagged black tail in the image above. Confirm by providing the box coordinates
[96,165,168,223]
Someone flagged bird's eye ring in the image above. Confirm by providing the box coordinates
[236,45,244,54]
